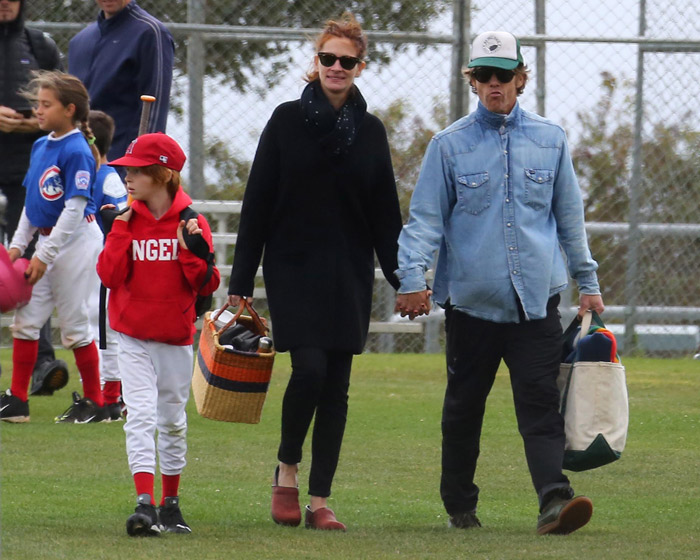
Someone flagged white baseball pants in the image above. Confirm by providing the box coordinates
[118,333,193,476]
[11,220,102,348]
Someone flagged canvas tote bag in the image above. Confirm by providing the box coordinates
[557,311,629,471]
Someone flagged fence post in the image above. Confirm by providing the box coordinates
[187,0,206,198]
[625,0,647,352]
[450,0,471,122]
[534,0,546,117]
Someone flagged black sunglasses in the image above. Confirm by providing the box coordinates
[317,52,362,70]
[471,67,516,84]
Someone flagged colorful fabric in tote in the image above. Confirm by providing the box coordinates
[558,311,628,472]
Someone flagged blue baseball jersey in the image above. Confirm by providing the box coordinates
[22,131,97,228]
[93,164,128,233]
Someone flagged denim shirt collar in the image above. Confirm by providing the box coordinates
[475,101,521,130]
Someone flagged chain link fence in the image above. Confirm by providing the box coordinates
[19,0,700,356]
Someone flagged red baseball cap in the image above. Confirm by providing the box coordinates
[109,132,186,171]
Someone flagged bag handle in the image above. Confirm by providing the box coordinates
[211,298,268,337]
[573,311,593,347]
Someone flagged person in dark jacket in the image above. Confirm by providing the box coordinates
[228,13,402,532]
[0,0,67,390]
[68,0,174,161]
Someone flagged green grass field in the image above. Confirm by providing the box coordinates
[1,351,698,559]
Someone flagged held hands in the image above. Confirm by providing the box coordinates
[578,294,605,318]
[395,289,432,320]
[24,255,48,285]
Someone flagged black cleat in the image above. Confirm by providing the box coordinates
[127,494,161,537]
[159,497,192,534]
[0,390,30,423]
[55,392,108,423]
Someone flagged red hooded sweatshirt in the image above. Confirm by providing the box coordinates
[97,188,220,345]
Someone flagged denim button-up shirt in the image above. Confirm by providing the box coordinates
[396,101,600,323]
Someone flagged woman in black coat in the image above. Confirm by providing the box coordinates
[228,13,402,531]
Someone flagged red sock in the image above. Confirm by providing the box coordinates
[133,472,155,504]
[161,474,181,505]
[73,342,103,406]
[102,380,121,405]
[10,338,39,402]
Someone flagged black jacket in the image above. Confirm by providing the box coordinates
[229,94,402,354]
[0,0,62,184]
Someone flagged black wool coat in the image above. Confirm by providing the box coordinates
[228,96,402,354]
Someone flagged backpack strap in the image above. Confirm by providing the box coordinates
[179,207,215,293]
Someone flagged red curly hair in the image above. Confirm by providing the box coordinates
[304,12,367,83]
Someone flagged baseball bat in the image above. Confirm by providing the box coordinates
[126,95,157,204]
[138,95,156,137]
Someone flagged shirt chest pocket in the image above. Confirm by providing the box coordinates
[456,172,490,215]
[524,168,554,210]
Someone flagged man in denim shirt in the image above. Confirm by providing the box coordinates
[395,31,604,535]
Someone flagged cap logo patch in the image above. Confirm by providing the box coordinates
[483,35,502,53]
[126,139,137,154]
[159,155,168,164]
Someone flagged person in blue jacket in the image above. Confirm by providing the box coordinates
[67,0,174,162]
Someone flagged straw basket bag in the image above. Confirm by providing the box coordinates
[192,299,275,423]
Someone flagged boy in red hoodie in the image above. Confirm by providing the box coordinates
[97,133,220,537]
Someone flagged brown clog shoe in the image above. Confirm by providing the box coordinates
[271,466,301,526]
[304,505,346,531]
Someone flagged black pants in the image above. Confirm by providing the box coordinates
[440,295,570,516]
[278,347,353,498]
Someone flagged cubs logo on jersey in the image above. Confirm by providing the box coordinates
[39,166,64,201]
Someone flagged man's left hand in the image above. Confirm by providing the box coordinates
[578,294,605,318]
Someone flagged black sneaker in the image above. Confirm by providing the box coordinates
[30,359,69,396]
[127,494,161,537]
[104,402,123,422]
[159,496,192,534]
[55,391,108,423]
[0,390,30,423]
[447,510,482,529]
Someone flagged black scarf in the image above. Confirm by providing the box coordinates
[300,79,367,157]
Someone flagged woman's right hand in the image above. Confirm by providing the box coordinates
[228,294,253,307]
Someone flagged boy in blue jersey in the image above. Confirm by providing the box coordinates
[87,109,128,421]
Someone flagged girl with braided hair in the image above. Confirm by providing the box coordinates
[1,71,106,424]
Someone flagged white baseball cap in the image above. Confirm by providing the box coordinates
[468,31,524,70]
